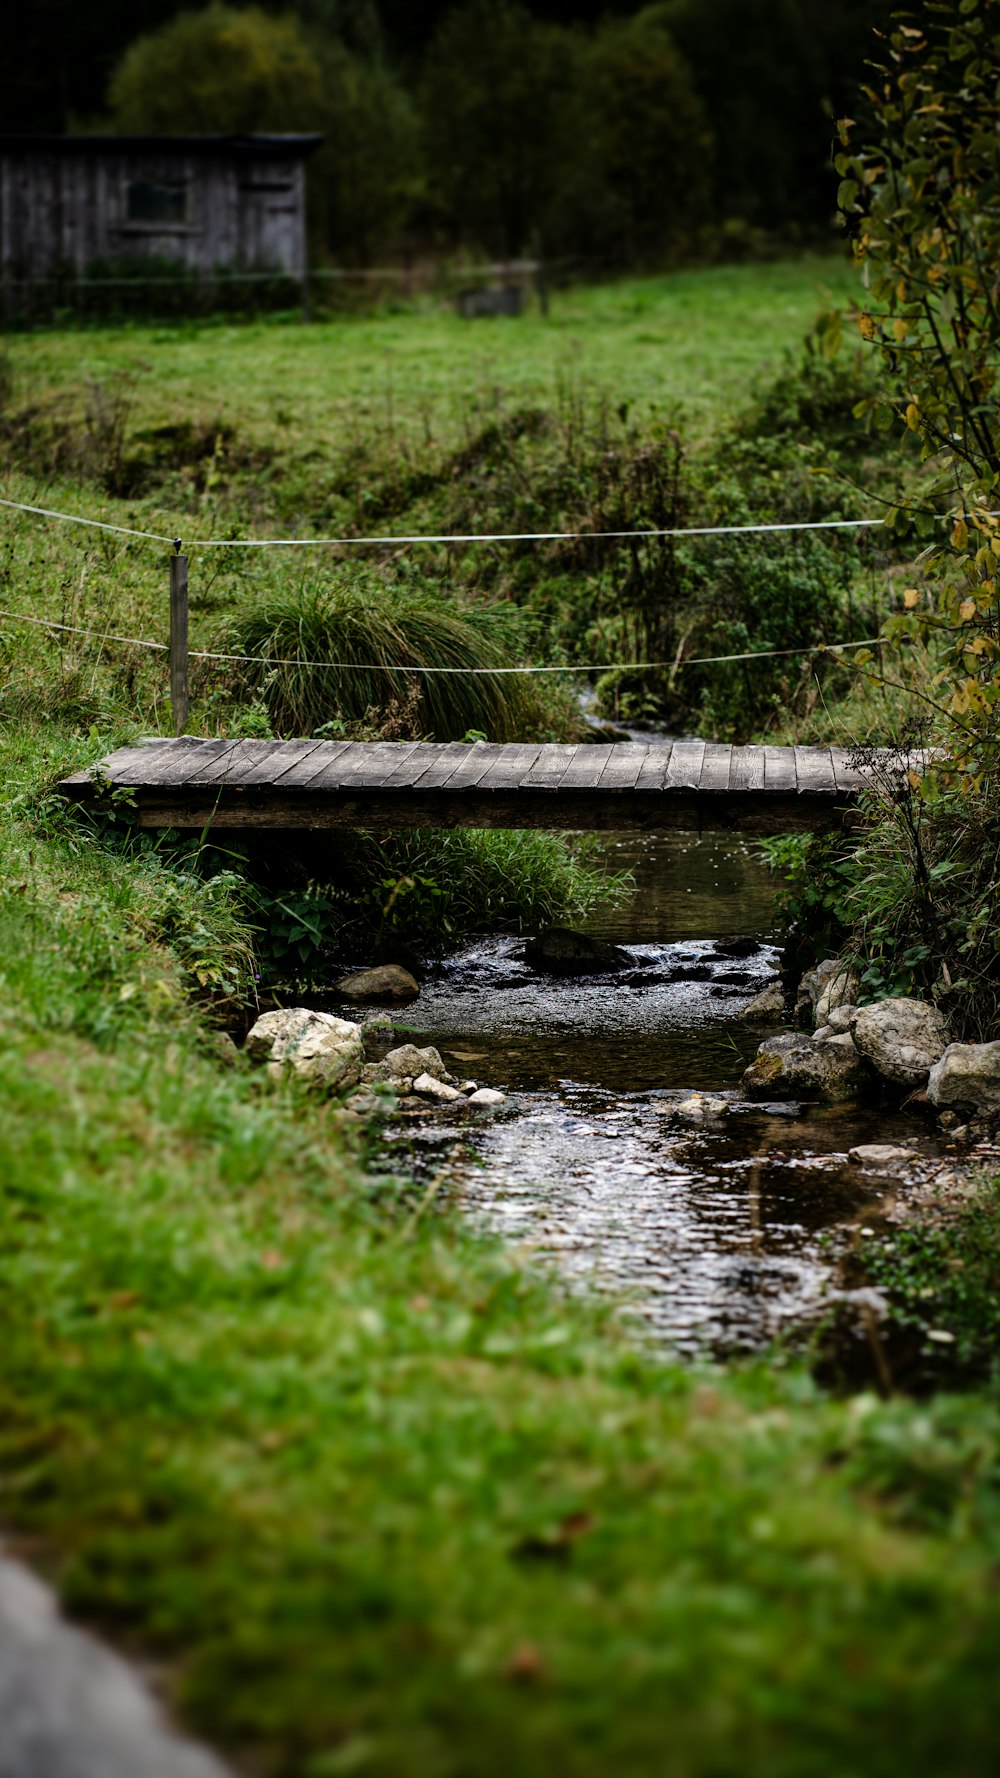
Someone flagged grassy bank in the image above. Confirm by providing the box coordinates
[3,257,861,461]
[3,727,1000,1778]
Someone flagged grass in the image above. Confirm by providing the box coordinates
[2,722,1000,1776]
[215,573,571,742]
[3,259,1000,1773]
[3,257,863,472]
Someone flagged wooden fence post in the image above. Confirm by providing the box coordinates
[169,548,189,735]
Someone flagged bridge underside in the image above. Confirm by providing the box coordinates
[59,738,874,835]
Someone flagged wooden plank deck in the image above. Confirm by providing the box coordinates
[59,738,875,834]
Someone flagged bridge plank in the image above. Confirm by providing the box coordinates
[555,746,616,789]
[665,741,706,788]
[700,742,733,792]
[475,743,543,791]
[64,736,206,789]
[218,739,322,787]
[520,744,581,788]
[634,742,674,790]
[180,738,271,785]
[729,746,765,792]
[152,739,246,785]
[596,743,653,792]
[411,741,485,789]
[793,746,837,795]
[439,743,507,791]
[371,741,434,787]
[831,748,868,793]
[764,746,797,793]
[270,741,348,789]
[332,741,424,788]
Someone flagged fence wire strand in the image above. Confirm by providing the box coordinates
[0,607,885,675]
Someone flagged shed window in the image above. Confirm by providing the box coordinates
[125,180,191,224]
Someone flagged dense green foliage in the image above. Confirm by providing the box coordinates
[3,1,892,266]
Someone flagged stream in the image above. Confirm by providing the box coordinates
[359,832,938,1358]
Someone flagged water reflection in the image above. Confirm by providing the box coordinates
[369,831,934,1356]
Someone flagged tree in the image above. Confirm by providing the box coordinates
[419,1,578,257]
[108,5,326,135]
[836,0,1000,757]
[106,5,420,262]
[575,13,712,263]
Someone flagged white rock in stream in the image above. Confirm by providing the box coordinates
[245,1007,363,1090]
[673,1093,729,1124]
[466,1087,506,1106]
[364,1043,448,1084]
[413,1072,464,1103]
[849,1143,919,1168]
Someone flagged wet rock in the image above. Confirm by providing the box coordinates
[712,937,762,959]
[815,966,860,1028]
[666,964,713,983]
[458,1080,478,1095]
[335,964,421,1002]
[928,1040,1000,1115]
[365,1043,447,1084]
[849,1143,919,1168]
[796,958,859,1029]
[245,1007,363,1091]
[674,1093,729,1124]
[524,927,630,975]
[826,1005,854,1034]
[742,1031,872,1102]
[849,997,950,1087]
[739,982,785,1022]
[467,1087,506,1106]
[360,1012,395,1060]
[413,1072,464,1103]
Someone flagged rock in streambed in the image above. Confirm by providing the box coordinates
[524,927,630,975]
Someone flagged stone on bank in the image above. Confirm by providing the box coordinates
[928,1041,1000,1115]
[245,1007,364,1089]
[850,997,950,1087]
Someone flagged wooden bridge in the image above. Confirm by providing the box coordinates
[59,737,877,834]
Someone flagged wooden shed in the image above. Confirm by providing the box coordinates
[0,135,322,281]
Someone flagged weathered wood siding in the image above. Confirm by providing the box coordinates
[0,136,317,278]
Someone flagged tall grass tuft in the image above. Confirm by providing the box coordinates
[212,573,570,741]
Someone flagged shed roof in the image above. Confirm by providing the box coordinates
[0,135,323,159]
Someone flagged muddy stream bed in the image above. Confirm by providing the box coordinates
[350,833,941,1359]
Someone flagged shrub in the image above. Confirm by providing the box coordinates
[211,571,573,742]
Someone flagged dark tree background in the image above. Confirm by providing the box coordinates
[0,0,895,263]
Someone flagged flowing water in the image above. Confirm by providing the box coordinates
[365,832,937,1357]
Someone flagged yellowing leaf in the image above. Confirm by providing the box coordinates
[907,769,922,791]
[903,587,920,608]
[858,312,876,341]
[960,599,977,621]
[893,317,909,342]
[952,517,968,549]
[905,403,921,431]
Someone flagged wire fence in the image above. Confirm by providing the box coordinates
[0,492,895,552]
[0,485,907,733]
